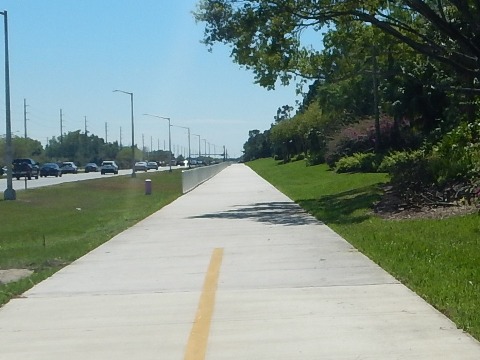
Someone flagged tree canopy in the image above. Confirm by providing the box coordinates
[195,0,480,92]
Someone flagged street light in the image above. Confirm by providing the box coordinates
[1,10,15,200]
[172,124,191,168]
[143,114,172,172]
[113,89,136,178]
[192,133,201,158]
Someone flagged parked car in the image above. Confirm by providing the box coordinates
[147,161,158,170]
[0,166,4,176]
[12,158,40,180]
[40,163,62,177]
[84,163,99,173]
[100,160,119,175]
[134,161,148,172]
[60,161,78,174]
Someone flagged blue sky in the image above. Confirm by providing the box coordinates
[0,1,301,158]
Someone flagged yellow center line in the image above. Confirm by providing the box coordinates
[184,248,224,360]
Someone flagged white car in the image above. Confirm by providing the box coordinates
[134,161,148,172]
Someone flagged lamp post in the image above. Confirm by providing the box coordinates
[113,89,136,178]
[172,124,191,168]
[192,134,201,158]
[1,10,15,200]
[143,114,172,172]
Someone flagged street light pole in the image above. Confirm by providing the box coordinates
[1,10,15,200]
[143,114,172,172]
[193,134,201,158]
[113,89,136,178]
[173,125,190,168]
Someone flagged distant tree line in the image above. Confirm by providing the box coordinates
[0,130,174,169]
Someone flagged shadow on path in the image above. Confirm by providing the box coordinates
[189,201,321,226]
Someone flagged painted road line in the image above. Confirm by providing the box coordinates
[184,248,224,360]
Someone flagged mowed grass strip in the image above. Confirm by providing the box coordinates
[0,170,183,306]
[248,158,480,341]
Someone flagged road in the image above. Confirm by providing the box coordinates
[0,166,181,192]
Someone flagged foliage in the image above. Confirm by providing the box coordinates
[247,158,480,341]
[430,120,480,184]
[0,136,44,165]
[377,149,425,173]
[243,129,272,161]
[335,152,381,173]
[195,1,480,92]
[325,116,405,167]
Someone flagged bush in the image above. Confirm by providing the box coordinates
[378,150,424,173]
[335,152,381,173]
[325,115,401,167]
[430,120,480,184]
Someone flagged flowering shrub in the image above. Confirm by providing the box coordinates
[325,115,403,167]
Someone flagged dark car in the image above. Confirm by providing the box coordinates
[40,163,62,178]
[60,161,78,174]
[100,160,119,175]
[0,166,4,176]
[84,163,99,173]
[12,158,40,180]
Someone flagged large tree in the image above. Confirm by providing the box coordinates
[194,0,480,92]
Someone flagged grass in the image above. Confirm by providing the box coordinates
[248,158,480,341]
[0,170,183,305]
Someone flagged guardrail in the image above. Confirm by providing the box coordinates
[182,162,231,193]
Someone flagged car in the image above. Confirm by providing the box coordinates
[147,161,158,170]
[134,161,148,172]
[60,161,78,174]
[100,160,119,175]
[39,163,62,177]
[84,163,99,173]
[0,166,4,176]
[12,158,40,180]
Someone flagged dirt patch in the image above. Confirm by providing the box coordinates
[0,269,34,285]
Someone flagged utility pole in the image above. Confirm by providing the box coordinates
[23,98,28,138]
[142,133,145,159]
[84,116,88,135]
[105,122,108,143]
[60,109,63,143]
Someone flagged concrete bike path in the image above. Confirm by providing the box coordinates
[0,163,479,359]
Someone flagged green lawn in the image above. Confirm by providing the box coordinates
[0,170,183,305]
[248,158,480,341]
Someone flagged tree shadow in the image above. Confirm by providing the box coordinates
[298,184,383,225]
[189,201,321,226]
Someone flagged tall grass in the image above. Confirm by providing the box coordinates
[0,171,183,305]
[248,158,480,341]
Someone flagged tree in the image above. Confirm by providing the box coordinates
[243,129,272,161]
[194,1,480,92]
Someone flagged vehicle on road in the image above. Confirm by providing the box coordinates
[100,160,119,175]
[60,161,78,174]
[134,161,148,172]
[0,166,4,176]
[12,158,40,180]
[147,161,158,170]
[84,163,99,173]
[40,163,63,178]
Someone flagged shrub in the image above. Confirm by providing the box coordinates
[430,120,480,184]
[378,150,424,173]
[335,152,381,173]
[325,115,403,168]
